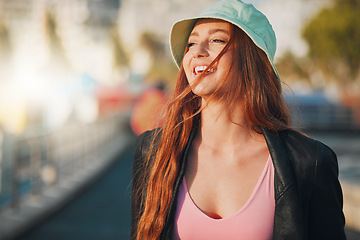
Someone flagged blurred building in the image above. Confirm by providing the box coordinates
[0,0,128,133]
[0,0,122,83]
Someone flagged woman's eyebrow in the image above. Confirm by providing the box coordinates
[189,28,230,38]
[189,32,199,37]
[208,29,230,35]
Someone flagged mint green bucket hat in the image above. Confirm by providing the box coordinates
[170,0,279,78]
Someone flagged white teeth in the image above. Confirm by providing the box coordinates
[194,66,215,75]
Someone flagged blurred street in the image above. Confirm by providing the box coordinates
[15,142,135,240]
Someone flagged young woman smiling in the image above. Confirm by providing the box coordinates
[131,0,346,239]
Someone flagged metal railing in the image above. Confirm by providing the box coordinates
[288,103,360,132]
[0,112,130,213]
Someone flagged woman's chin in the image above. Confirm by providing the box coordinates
[190,87,213,98]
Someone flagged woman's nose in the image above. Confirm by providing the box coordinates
[192,43,209,58]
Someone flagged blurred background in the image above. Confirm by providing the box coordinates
[0,0,359,239]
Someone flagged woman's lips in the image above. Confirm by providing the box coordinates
[194,65,216,76]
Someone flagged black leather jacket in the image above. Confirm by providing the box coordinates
[132,127,346,240]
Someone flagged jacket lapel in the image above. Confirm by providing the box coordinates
[261,127,305,239]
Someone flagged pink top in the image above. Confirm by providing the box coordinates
[173,155,275,240]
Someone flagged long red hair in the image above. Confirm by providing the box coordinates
[133,24,291,239]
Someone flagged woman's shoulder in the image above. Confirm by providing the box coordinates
[276,129,338,178]
[135,128,162,151]
[132,129,158,187]
[274,129,341,202]
[133,128,162,168]
[136,129,157,147]
[276,129,345,239]
[278,129,335,158]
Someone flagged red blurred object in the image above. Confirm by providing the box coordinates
[96,85,137,117]
[341,92,360,125]
[130,88,168,135]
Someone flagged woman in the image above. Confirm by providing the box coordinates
[131,0,346,239]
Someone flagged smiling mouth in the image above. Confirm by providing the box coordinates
[194,66,216,76]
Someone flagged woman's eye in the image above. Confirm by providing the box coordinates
[187,42,196,48]
[211,39,227,44]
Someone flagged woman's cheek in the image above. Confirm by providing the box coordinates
[182,53,193,80]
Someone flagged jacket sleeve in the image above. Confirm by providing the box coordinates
[307,141,346,240]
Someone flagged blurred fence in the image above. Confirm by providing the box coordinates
[289,103,360,132]
[0,112,130,213]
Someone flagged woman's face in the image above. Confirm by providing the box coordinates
[183,19,232,98]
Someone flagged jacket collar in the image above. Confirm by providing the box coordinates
[261,127,296,195]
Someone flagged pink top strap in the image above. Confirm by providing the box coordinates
[173,155,275,240]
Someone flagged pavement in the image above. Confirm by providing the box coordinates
[0,126,135,240]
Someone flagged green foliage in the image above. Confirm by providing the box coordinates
[302,0,360,79]
[276,51,310,83]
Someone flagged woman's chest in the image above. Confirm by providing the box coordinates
[174,154,275,239]
[184,147,271,219]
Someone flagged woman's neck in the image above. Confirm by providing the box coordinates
[198,99,261,150]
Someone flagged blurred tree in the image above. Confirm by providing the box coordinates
[276,51,310,83]
[302,0,360,83]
